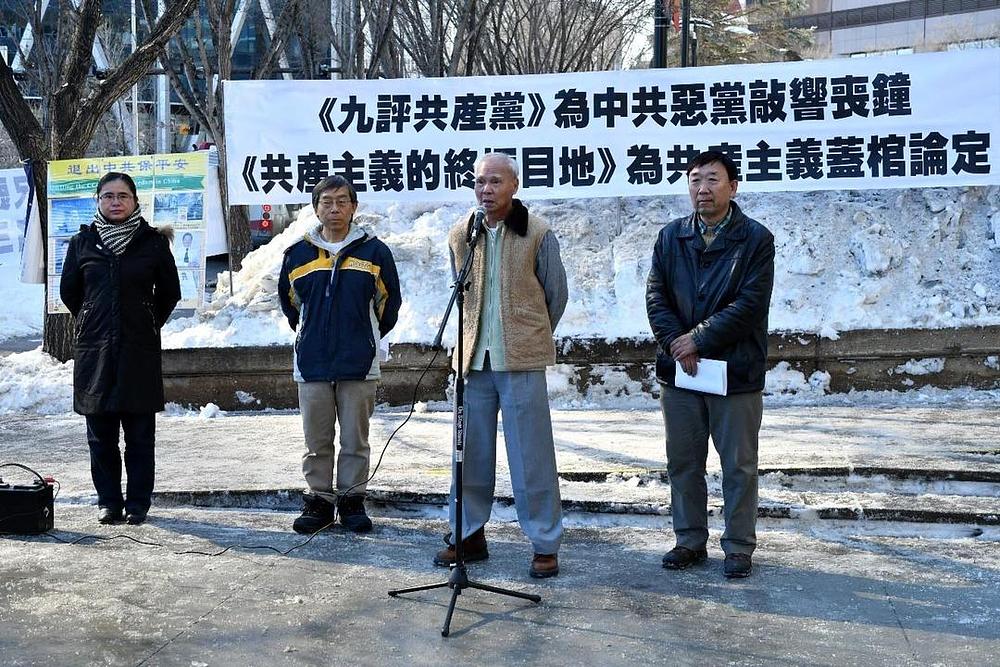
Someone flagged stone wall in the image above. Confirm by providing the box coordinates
[162,326,1000,410]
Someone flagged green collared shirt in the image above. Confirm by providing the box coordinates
[697,207,732,248]
[470,222,506,371]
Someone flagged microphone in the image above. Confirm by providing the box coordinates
[469,206,487,244]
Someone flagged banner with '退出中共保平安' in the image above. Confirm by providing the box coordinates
[46,153,210,313]
[224,48,1000,205]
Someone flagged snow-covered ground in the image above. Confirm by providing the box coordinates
[2,342,999,417]
[161,185,1000,348]
[0,242,43,343]
[1,186,998,415]
[4,186,998,350]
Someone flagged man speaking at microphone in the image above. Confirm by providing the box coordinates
[434,152,568,579]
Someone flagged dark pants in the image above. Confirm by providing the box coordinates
[659,385,763,556]
[85,413,156,514]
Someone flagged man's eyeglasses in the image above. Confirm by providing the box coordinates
[318,197,355,209]
[99,193,134,202]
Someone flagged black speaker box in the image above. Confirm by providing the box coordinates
[0,464,54,535]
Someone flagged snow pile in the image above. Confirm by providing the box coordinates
[0,348,72,414]
[163,402,196,416]
[892,357,946,376]
[161,201,469,348]
[199,402,225,419]
[0,342,995,415]
[159,207,321,348]
[235,390,260,406]
[768,187,999,336]
[764,361,831,397]
[547,363,653,409]
[158,185,1000,349]
[849,220,903,276]
[766,384,1000,408]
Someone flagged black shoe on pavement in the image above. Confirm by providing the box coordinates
[98,507,124,525]
[723,553,753,578]
[292,494,336,534]
[433,527,489,566]
[125,511,147,525]
[661,546,708,570]
[337,494,373,533]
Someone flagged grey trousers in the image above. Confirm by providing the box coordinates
[298,380,377,503]
[659,385,763,556]
[452,363,563,555]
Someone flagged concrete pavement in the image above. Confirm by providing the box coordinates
[1,401,999,665]
[2,504,999,666]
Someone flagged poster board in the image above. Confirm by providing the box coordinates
[46,152,210,313]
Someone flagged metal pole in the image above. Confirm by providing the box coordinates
[131,0,139,154]
[156,0,169,152]
[680,0,691,67]
[691,26,698,67]
[652,0,667,68]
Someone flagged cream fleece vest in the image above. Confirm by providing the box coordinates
[448,211,556,374]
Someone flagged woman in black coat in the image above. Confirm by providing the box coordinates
[59,172,181,525]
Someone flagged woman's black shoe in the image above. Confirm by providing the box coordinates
[125,511,147,525]
[98,507,124,524]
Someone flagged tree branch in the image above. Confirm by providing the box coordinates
[0,58,46,160]
[50,0,102,149]
[253,0,304,80]
[61,0,200,156]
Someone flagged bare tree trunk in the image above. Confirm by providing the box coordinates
[0,0,200,361]
[213,134,252,270]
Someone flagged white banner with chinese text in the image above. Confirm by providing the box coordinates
[225,49,1000,205]
[0,167,30,258]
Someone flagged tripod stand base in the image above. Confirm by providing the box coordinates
[388,563,541,637]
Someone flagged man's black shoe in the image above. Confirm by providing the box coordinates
[723,553,752,578]
[98,507,123,525]
[337,494,373,533]
[292,494,336,534]
[661,546,708,570]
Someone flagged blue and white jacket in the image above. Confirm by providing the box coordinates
[278,224,401,382]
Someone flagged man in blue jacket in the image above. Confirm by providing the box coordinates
[646,151,775,578]
[279,175,402,534]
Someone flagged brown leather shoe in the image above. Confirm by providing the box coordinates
[529,553,559,578]
[433,527,489,566]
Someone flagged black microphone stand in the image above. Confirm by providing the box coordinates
[388,214,541,637]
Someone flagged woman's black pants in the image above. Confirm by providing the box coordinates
[85,412,156,514]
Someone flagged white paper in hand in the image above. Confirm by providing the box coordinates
[674,359,728,396]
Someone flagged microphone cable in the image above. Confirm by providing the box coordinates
[0,344,447,558]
